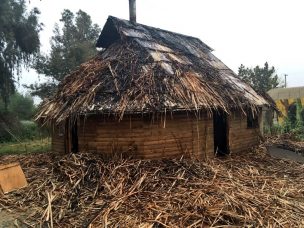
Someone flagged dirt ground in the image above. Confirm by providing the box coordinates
[0,210,26,228]
[268,145,304,163]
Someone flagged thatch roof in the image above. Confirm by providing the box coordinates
[36,16,269,124]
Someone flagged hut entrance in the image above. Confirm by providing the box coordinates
[71,120,79,153]
[213,111,229,156]
[65,120,79,153]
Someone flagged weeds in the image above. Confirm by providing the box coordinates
[0,138,51,155]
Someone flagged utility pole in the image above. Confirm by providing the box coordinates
[284,74,288,88]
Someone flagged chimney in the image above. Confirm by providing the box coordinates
[129,0,136,23]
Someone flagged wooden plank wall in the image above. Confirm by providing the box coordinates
[141,114,214,159]
[97,116,144,157]
[52,110,262,157]
[192,115,214,159]
[79,115,145,156]
[77,113,214,159]
[229,111,261,153]
[51,125,65,153]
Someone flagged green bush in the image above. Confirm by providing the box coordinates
[264,123,284,135]
[19,120,46,140]
[290,123,304,140]
[0,119,49,143]
[0,92,41,142]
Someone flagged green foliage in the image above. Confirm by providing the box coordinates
[238,62,282,93]
[0,119,50,143]
[283,100,304,135]
[0,112,21,142]
[0,0,42,106]
[296,101,304,128]
[0,92,44,142]
[27,9,100,99]
[19,120,42,140]
[292,100,304,140]
[8,93,36,119]
[264,123,284,135]
[0,92,36,120]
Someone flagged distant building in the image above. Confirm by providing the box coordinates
[268,86,304,124]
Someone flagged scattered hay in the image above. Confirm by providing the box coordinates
[0,151,304,227]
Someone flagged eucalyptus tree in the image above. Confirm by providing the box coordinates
[0,0,42,107]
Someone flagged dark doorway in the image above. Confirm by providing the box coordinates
[213,110,229,156]
[71,120,79,153]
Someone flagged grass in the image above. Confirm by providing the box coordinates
[0,138,51,155]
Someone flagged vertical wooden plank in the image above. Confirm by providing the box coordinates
[51,124,65,153]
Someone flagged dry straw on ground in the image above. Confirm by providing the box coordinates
[1,147,304,227]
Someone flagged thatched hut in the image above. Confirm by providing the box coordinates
[36,15,269,159]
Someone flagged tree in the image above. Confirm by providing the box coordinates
[27,9,100,99]
[0,0,42,108]
[238,62,282,93]
[9,93,36,120]
[0,92,36,120]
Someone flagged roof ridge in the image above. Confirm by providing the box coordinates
[108,15,212,50]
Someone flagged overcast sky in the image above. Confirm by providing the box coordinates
[19,0,304,95]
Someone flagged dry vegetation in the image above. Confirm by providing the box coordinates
[1,146,304,227]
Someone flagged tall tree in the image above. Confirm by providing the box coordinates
[238,62,282,93]
[27,9,100,99]
[0,0,42,107]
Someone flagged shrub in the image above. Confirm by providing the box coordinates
[0,118,49,143]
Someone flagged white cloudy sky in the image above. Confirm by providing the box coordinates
[19,0,304,94]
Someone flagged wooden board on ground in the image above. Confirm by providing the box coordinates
[0,162,28,194]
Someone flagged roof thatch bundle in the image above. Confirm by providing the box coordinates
[36,16,268,124]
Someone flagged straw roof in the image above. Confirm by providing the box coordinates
[36,16,269,124]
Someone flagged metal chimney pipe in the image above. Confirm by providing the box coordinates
[129,0,136,23]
